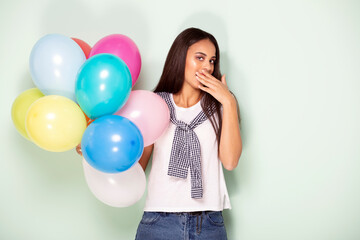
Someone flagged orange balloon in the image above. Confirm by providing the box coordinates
[85,113,94,126]
[78,105,94,126]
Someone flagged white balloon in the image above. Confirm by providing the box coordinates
[83,159,146,207]
[29,34,86,101]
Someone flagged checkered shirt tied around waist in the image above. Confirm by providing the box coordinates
[156,92,214,199]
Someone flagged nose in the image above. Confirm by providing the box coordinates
[202,61,212,74]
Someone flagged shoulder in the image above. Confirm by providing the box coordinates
[155,92,170,99]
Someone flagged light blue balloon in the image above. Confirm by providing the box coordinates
[81,115,144,173]
[29,34,86,101]
[76,54,132,119]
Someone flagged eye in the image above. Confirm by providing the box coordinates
[210,59,216,64]
[196,56,204,61]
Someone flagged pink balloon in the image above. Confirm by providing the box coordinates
[115,90,170,147]
[89,34,141,86]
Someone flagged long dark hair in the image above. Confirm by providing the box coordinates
[154,27,232,145]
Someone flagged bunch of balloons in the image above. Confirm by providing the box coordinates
[11,34,170,207]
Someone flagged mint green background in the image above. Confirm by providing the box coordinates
[1,0,360,239]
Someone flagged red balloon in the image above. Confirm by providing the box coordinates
[72,38,91,59]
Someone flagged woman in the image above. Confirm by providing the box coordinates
[135,27,242,240]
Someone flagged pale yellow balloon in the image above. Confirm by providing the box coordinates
[26,95,87,152]
[11,88,44,140]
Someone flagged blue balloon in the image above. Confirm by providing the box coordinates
[81,115,144,173]
[76,53,132,119]
[29,34,86,101]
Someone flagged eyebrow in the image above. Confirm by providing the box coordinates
[195,52,216,58]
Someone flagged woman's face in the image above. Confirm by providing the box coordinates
[184,39,216,90]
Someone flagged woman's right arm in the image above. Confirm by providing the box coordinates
[138,144,154,171]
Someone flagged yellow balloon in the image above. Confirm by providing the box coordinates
[26,95,87,152]
[11,88,45,140]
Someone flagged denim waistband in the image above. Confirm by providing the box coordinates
[164,210,219,216]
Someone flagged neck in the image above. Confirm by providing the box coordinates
[173,85,203,108]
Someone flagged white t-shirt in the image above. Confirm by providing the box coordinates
[143,93,231,212]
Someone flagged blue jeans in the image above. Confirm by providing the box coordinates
[135,211,227,240]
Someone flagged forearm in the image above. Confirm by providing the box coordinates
[218,96,242,170]
[138,144,154,171]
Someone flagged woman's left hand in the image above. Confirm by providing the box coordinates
[196,70,235,105]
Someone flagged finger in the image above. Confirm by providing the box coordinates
[198,84,213,94]
[199,70,218,82]
[196,73,222,90]
[199,70,226,88]
[196,71,211,80]
[221,74,227,85]
[196,75,216,89]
